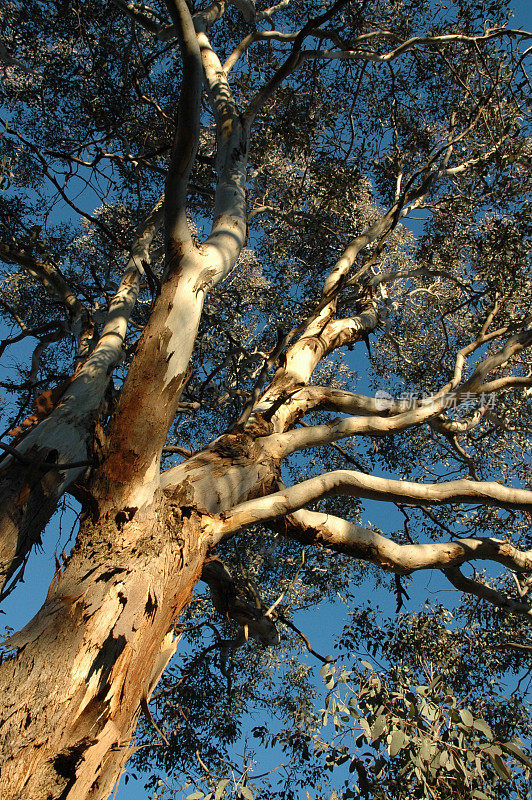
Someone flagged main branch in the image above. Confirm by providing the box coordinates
[212,469,532,539]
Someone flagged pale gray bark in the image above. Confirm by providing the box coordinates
[283,509,532,572]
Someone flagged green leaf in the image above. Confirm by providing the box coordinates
[320,662,334,677]
[459,708,474,727]
[389,730,409,757]
[423,703,439,722]
[371,714,387,742]
[472,718,493,740]
[215,779,230,800]
[419,739,434,763]
[488,752,512,781]
[359,718,372,742]
[240,787,254,800]
[500,741,532,768]
[483,744,502,757]
[187,793,205,800]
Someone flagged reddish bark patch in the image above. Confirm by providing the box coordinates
[8,379,74,439]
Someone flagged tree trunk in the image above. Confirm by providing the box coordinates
[0,436,279,800]
[0,495,207,800]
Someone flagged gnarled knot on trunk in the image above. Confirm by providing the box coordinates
[200,558,279,646]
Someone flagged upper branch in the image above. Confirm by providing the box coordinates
[241,293,379,432]
[163,0,203,259]
[267,319,532,456]
[264,390,471,457]
[297,27,532,65]
[198,31,249,283]
[243,0,350,123]
[0,244,88,328]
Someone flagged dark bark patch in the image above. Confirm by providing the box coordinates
[179,505,195,519]
[145,591,157,617]
[53,737,93,783]
[87,631,127,687]
[45,449,59,464]
[166,238,186,277]
[114,507,138,528]
[96,567,127,583]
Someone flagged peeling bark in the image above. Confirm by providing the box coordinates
[0,497,208,800]
[0,437,280,799]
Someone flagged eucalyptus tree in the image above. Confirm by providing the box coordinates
[0,0,531,798]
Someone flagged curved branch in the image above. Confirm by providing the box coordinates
[274,385,398,419]
[464,328,532,391]
[276,508,532,575]
[267,335,532,455]
[211,469,532,539]
[265,391,456,456]
[269,509,532,620]
[297,27,532,65]
[444,566,532,619]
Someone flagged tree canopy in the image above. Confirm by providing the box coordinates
[0,1,531,799]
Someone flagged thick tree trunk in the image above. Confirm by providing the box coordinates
[0,436,279,800]
[0,495,208,800]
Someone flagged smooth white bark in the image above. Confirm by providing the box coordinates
[213,469,532,537]
[283,507,532,574]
